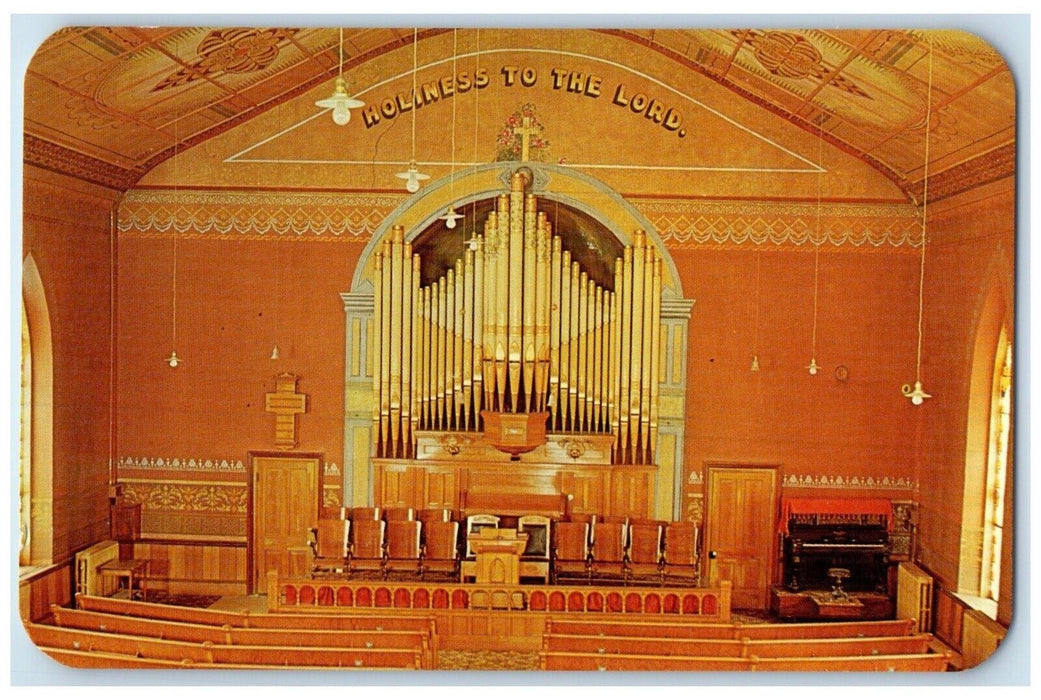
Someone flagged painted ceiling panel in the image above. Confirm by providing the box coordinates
[21,25,1015,203]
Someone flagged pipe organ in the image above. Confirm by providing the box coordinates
[371,171,663,465]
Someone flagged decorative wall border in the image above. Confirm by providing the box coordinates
[687,470,915,491]
[117,189,923,250]
[118,456,246,472]
[117,190,402,239]
[636,199,922,249]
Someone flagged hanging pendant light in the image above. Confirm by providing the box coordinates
[440,30,464,229]
[166,232,181,368]
[397,160,429,193]
[271,345,280,361]
[315,28,364,125]
[397,28,428,191]
[903,39,936,406]
[166,128,182,368]
[807,119,824,377]
[751,242,762,372]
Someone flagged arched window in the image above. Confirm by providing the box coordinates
[21,254,54,568]
[980,339,1011,602]
[20,301,31,565]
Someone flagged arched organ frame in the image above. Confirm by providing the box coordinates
[371,172,663,465]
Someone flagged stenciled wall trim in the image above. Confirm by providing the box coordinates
[118,456,246,472]
[637,199,921,249]
[687,470,915,491]
[117,190,403,239]
[117,189,922,250]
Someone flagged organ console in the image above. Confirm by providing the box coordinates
[371,170,663,465]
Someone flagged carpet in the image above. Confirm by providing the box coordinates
[143,591,222,608]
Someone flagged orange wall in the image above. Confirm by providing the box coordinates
[23,166,118,560]
[914,181,1015,600]
[673,245,922,509]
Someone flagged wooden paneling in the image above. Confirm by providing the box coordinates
[19,563,73,623]
[373,461,654,519]
[132,542,247,596]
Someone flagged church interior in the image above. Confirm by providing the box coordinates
[16,23,1017,675]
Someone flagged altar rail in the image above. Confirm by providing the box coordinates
[268,571,730,620]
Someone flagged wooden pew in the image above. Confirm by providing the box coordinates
[35,646,401,670]
[51,606,434,667]
[742,634,934,658]
[74,593,438,654]
[27,622,423,669]
[545,617,918,641]
[540,651,752,671]
[543,633,746,657]
[75,593,436,633]
[749,653,951,672]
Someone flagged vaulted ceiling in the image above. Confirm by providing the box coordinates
[23,26,1016,201]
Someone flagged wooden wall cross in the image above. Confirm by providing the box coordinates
[265,372,308,450]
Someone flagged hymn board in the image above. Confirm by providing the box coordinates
[367,169,666,519]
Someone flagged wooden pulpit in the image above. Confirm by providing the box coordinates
[468,528,529,585]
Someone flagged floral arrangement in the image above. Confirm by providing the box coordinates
[495,103,550,162]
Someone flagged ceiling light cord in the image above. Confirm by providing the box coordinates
[902,39,934,405]
[807,120,823,376]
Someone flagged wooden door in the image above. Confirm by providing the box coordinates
[250,452,320,593]
[705,465,778,610]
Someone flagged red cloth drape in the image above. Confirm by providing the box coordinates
[777,497,893,535]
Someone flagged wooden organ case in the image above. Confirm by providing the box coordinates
[369,171,664,520]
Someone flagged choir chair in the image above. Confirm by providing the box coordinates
[350,507,382,521]
[384,518,423,580]
[518,515,551,584]
[348,518,387,579]
[464,514,501,557]
[418,508,452,523]
[627,520,666,584]
[590,517,629,582]
[662,521,700,585]
[309,518,351,576]
[420,520,461,581]
[383,506,415,521]
[552,520,592,584]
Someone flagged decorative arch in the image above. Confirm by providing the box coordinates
[21,254,54,566]
[341,163,695,518]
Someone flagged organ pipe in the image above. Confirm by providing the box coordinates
[371,174,662,465]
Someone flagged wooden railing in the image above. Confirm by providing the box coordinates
[268,571,731,620]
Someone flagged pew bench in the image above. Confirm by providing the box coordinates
[27,622,424,669]
[540,650,752,671]
[545,617,918,641]
[748,652,952,672]
[543,633,746,657]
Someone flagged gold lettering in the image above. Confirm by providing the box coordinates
[474,67,490,88]
[501,65,519,86]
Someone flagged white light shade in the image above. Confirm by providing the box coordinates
[315,77,364,126]
[166,351,181,368]
[902,380,932,405]
[751,355,760,372]
[807,357,820,375]
[271,345,280,360]
[396,162,429,193]
[440,205,464,229]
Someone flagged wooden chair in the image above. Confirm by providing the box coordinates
[350,506,382,521]
[420,520,461,581]
[384,519,422,579]
[552,520,591,584]
[418,508,452,523]
[310,518,351,576]
[662,520,699,585]
[590,518,629,582]
[348,518,386,579]
[627,521,665,584]
[383,506,415,521]
[464,514,500,558]
[518,514,551,584]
